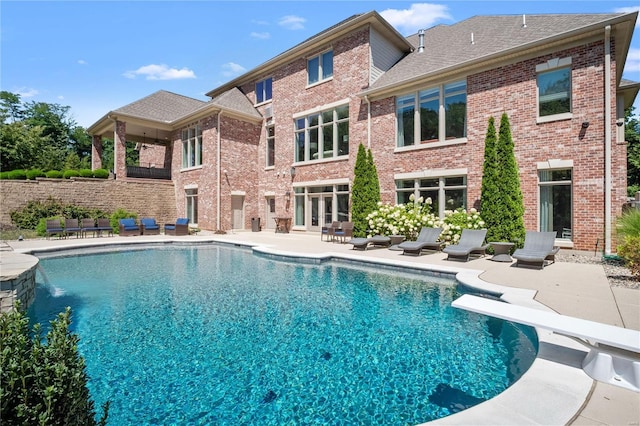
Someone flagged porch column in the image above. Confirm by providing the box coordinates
[91,135,103,170]
[114,120,126,180]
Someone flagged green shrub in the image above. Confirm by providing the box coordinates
[7,169,27,180]
[0,303,109,425]
[617,209,640,238]
[628,184,640,198]
[36,216,63,237]
[11,198,109,231]
[110,208,137,234]
[79,169,94,178]
[92,169,109,179]
[618,236,640,279]
[26,169,45,180]
[63,170,80,179]
[0,171,9,179]
[45,170,63,178]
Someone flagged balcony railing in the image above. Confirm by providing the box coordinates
[126,165,171,180]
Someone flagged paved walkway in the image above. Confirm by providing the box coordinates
[1,231,638,425]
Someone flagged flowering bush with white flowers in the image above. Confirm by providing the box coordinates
[366,196,485,246]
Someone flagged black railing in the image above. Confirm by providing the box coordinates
[126,165,171,180]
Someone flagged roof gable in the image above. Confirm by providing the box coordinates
[114,90,207,123]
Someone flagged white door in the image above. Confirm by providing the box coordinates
[265,197,276,230]
[231,195,244,230]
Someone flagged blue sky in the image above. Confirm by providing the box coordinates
[2,1,639,128]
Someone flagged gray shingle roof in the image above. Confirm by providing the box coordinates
[207,87,262,120]
[369,13,627,93]
[114,90,206,123]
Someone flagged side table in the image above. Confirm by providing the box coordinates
[489,242,515,262]
[388,234,406,251]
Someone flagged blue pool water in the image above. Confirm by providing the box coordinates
[30,245,537,425]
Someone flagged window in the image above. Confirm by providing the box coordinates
[186,188,198,225]
[396,175,467,218]
[256,77,272,104]
[397,80,466,147]
[294,105,348,162]
[293,184,349,227]
[266,125,275,167]
[536,57,572,119]
[181,125,202,168]
[539,169,572,240]
[308,50,333,85]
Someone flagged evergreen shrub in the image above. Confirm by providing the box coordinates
[45,170,63,178]
[26,169,45,180]
[110,208,138,233]
[63,170,80,179]
[92,169,109,179]
[7,170,27,180]
[79,169,94,178]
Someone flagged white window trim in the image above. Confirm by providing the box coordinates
[293,103,349,163]
[255,77,273,106]
[306,49,333,87]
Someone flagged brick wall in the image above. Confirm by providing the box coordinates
[0,178,177,227]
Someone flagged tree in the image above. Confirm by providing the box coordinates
[625,106,640,195]
[351,144,380,237]
[0,304,109,425]
[480,113,526,248]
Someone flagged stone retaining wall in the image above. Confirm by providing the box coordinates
[0,178,177,227]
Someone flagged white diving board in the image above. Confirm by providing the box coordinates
[452,294,640,392]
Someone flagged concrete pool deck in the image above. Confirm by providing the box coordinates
[1,230,638,425]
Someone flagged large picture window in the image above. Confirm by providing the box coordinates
[396,175,467,218]
[256,77,272,104]
[294,105,348,162]
[308,50,333,85]
[539,169,572,240]
[397,80,466,147]
[181,125,202,169]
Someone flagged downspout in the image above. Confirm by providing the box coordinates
[604,25,612,255]
[217,111,223,231]
[364,95,371,148]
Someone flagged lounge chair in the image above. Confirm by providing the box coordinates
[398,227,443,256]
[45,219,65,239]
[64,218,82,239]
[443,229,489,262]
[118,218,140,236]
[321,221,341,241]
[140,217,160,235]
[512,231,560,269]
[332,221,353,243]
[164,218,189,236]
[80,218,100,238]
[96,218,113,237]
[347,235,391,250]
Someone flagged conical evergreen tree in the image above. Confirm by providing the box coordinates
[480,117,502,244]
[495,112,526,247]
[351,144,380,237]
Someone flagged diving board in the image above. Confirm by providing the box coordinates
[452,294,640,392]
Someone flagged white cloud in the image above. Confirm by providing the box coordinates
[278,15,306,30]
[123,64,196,80]
[250,31,270,40]
[15,87,39,98]
[77,59,88,65]
[380,3,452,35]
[221,62,247,77]
[57,95,64,100]
[624,47,640,74]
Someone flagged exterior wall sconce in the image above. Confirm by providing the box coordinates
[285,191,291,200]
[581,121,590,129]
[290,166,296,177]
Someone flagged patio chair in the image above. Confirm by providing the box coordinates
[321,221,340,242]
[118,218,140,236]
[164,218,189,236]
[64,218,82,239]
[346,235,391,250]
[80,218,100,238]
[140,217,160,235]
[443,229,489,262]
[398,227,444,256]
[45,219,65,239]
[512,231,560,269]
[332,221,353,243]
[96,218,113,237]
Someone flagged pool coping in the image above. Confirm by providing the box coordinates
[4,236,602,424]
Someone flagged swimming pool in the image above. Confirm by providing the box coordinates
[30,244,537,425]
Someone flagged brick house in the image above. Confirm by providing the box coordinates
[87,11,638,253]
